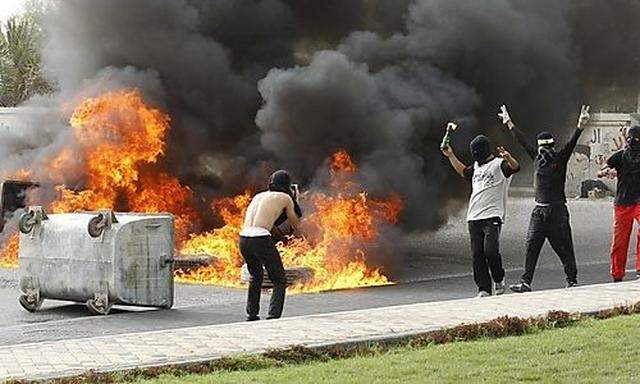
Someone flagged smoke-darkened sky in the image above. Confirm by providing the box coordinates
[2,0,639,232]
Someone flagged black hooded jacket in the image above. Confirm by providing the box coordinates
[607,127,640,206]
[510,126,583,204]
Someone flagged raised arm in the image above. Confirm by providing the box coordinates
[598,151,622,179]
[561,105,590,156]
[441,145,468,178]
[498,105,536,160]
[561,128,584,157]
[496,146,520,176]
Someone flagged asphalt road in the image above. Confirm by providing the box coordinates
[0,197,636,347]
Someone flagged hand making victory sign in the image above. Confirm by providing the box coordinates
[577,105,590,130]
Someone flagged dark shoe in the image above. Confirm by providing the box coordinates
[266,316,280,320]
[613,278,623,283]
[493,280,506,296]
[246,316,260,322]
[509,282,532,293]
[566,281,578,288]
[637,271,640,280]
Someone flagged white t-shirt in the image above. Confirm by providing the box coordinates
[466,157,512,222]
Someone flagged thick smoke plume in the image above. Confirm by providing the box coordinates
[1,0,639,234]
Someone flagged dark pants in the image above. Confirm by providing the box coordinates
[239,235,287,319]
[521,204,578,285]
[468,217,505,293]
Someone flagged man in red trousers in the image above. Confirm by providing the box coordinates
[598,125,640,281]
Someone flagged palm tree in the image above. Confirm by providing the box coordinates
[0,14,52,107]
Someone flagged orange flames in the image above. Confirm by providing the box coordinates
[48,89,199,241]
[177,150,402,292]
[0,234,19,269]
[0,88,403,293]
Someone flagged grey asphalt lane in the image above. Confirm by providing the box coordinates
[0,197,636,347]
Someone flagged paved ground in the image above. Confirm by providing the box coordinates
[1,280,639,382]
[0,197,636,347]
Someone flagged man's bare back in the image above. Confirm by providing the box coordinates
[241,191,301,235]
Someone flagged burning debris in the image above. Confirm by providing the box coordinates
[0,90,401,293]
[0,180,38,232]
[176,150,401,292]
[49,89,200,242]
[240,264,314,288]
[1,0,640,290]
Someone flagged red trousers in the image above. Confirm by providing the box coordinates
[610,203,640,280]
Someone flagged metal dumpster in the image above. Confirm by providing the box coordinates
[18,207,175,315]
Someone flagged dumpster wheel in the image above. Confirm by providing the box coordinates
[18,211,35,234]
[86,297,111,315]
[87,216,105,238]
[19,294,43,312]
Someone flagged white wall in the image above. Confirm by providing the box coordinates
[566,112,639,197]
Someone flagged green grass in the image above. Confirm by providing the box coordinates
[138,314,640,384]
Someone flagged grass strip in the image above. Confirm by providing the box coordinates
[6,302,640,384]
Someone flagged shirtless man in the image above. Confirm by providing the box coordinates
[239,170,302,321]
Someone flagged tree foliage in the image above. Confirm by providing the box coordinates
[0,2,52,107]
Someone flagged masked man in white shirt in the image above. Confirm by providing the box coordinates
[442,129,520,297]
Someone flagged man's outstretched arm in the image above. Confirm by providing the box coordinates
[562,105,590,157]
[497,146,520,177]
[498,105,536,160]
[441,145,468,178]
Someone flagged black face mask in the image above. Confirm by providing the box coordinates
[627,127,640,151]
[537,145,556,168]
[470,135,492,164]
[623,127,640,167]
[267,170,303,224]
[268,170,292,195]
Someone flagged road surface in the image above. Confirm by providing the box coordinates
[0,197,635,346]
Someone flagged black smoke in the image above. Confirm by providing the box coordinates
[256,0,580,228]
[1,0,639,233]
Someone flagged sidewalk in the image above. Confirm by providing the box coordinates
[2,280,640,382]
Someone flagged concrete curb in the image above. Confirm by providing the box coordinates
[2,280,640,382]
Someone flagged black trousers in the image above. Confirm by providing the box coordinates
[468,217,505,293]
[239,235,287,319]
[521,204,578,285]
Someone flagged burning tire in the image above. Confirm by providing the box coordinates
[240,264,314,287]
[173,255,214,271]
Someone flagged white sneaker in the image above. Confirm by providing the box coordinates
[494,280,506,295]
[477,291,491,298]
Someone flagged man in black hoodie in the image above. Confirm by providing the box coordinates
[597,126,640,281]
[498,105,590,292]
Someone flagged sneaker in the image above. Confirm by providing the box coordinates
[246,316,260,322]
[477,291,491,298]
[494,280,506,295]
[509,282,532,293]
[566,281,578,288]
